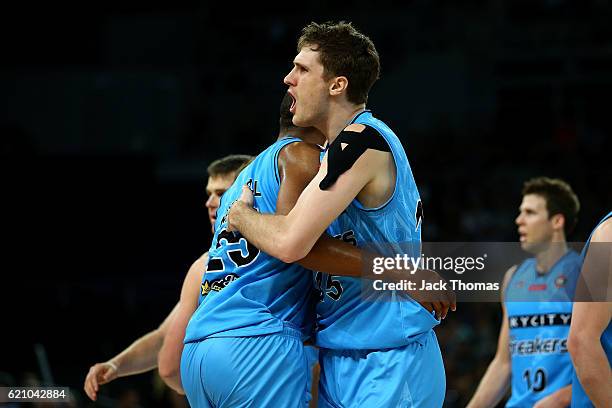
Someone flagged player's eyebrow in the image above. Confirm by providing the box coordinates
[293,61,309,71]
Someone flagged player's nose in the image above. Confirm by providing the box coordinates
[205,195,215,209]
[284,69,296,86]
[515,213,523,226]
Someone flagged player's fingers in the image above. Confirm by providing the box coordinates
[84,372,97,401]
[439,301,450,320]
[433,298,450,319]
[90,366,101,391]
[240,184,253,205]
[420,301,434,314]
[431,301,443,319]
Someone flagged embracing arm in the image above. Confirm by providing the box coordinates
[267,141,366,276]
[230,143,456,318]
[229,142,379,263]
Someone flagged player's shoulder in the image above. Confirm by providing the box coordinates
[339,123,390,152]
[191,251,209,271]
[502,264,519,292]
[279,141,322,167]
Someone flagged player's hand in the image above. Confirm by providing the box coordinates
[238,184,254,207]
[405,269,456,320]
[84,361,118,401]
[228,185,254,232]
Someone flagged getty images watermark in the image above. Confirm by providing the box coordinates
[359,242,611,302]
[371,252,499,292]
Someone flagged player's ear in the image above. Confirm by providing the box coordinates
[329,76,348,96]
[551,213,565,232]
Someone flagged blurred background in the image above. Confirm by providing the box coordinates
[1,0,610,406]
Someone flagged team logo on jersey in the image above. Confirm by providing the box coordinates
[509,313,571,328]
[509,337,568,356]
[201,273,240,296]
[554,275,567,288]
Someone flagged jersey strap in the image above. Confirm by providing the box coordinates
[320,125,390,190]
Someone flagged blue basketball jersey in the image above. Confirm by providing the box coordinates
[315,110,438,350]
[504,250,582,407]
[184,137,316,343]
[571,211,612,408]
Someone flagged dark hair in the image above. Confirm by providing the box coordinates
[298,21,380,105]
[279,92,295,132]
[522,177,580,235]
[207,154,253,178]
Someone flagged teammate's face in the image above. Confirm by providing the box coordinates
[515,194,555,253]
[284,46,330,128]
[205,174,235,230]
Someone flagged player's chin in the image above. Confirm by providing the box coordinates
[292,114,309,128]
[521,241,543,254]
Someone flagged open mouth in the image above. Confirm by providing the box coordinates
[289,92,296,114]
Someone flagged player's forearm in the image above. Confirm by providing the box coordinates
[467,356,511,408]
[231,201,309,262]
[569,336,612,406]
[298,234,364,277]
[111,329,164,377]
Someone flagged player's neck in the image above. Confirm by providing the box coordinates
[278,128,325,146]
[324,102,366,144]
[535,239,568,274]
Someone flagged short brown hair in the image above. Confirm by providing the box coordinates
[522,177,580,235]
[207,154,253,178]
[298,21,380,105]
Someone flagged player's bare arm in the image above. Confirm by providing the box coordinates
[568,218,612,407]
[229,127,386,263]
[158,252,208,394]
[83,303,179,401]
[275,140,366,277]
[467,265,516,408]
[247,140,454,318]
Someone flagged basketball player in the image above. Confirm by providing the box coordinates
[467,177,581,407]
[83,155,251,401]
[568,211,612,407]
[228,21,453,407]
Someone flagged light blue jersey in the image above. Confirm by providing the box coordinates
[571,211,612,408]
[505,250,582,407]
[315,110,437,350]
[184,137,315,343]
[315,111,445,407]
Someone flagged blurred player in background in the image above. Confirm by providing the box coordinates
[568,210,612,407]
[468,177,581,407]
[228,21,453,407]
[83,154,251,401]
